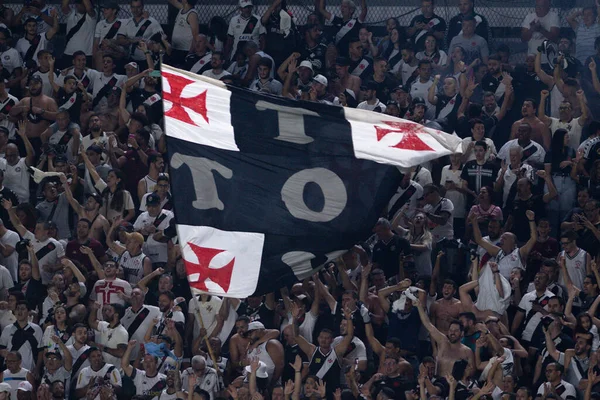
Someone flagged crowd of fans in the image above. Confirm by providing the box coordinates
[0,0,599,399]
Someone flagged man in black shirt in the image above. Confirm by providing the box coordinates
[348,37,373,81]
[316,0,367,57]
[507,173,557,243]
[239,295,276,329]
[372,218,412,279]
[299,24,328,75]
[0,169,19,232]
[446,0,491,48]
[406,0,447,53]
[460,141,499,197]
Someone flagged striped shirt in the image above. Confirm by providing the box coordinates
[575,23,600,64]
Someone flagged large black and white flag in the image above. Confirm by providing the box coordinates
[161,65,462,296]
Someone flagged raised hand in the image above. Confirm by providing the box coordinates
[1,198,12,210]
[316,379,327,398]
[591,59,598,71]
[290,354,302,372]
[525,210,535,220]
[284,380,295,396]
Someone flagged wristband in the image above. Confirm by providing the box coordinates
[528,219,535,222]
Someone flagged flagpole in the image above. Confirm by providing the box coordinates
[192,294,222,391]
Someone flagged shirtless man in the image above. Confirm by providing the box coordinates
[334,57,361,97]
[414,297,475,377]
[228,315,279,375]
[430,280,462,335]
[98,87,120,133]
[509,98,550,150]
[9,76,57,140]
[62,175,109,241]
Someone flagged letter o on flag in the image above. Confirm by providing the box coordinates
[281,168,347,222]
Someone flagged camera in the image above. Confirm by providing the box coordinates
[541,315,554,328]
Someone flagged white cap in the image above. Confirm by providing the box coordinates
[18,382,33,392]
[298,60,314,72]
[245,361,269,378]
[312,74,328,86]
[125,62,139,70]
[247,321,265,331]
[239,0,253,7]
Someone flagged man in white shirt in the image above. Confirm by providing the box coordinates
[0,219,18,282]
[88,302,128,369]
[0,301,43,371]
[60,0,96,69]
[409,60,435,120]
[521,0,560,62]
[357,81,386,113]
[93,2,126,71]
[74,348,122,399]
[116,0,164,69]
[226,0,266,61]
[121,288,161,361]
[133,193,174,266]
[122,340,167,400]
[89,261,132,313]
[536,362,576,400]
[249,58,282,95]
[202,51,231,81]
[87,55,126,113]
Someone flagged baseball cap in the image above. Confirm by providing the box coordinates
[30,75,43,84]
[239,0,253,7]
[298,60,314,72]
[360,81,378,91]
[86,144,103,154]
[126,232,145,245]
[117,221,134,233]
[335,57,350,67]
[394,85,409,93]
[45,351,63,360]
[146,192,161,206]
[86,192,103,206]
[102,1,120,11]
[125,62,139,70]
[0,383,10,393]
[312,74,328,86]
[17,381,33,392]
[247,321,265,331]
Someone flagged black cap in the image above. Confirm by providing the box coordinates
[117,221,134,232]
[146,192,161,206]
[86,144,103,154]
[45,351,62,360]
[30,75,43,84]
[102,1,120,11]
[335,57,350,67]
[86,192,103,206]
[53,155,68,164]
[360,81,378,91]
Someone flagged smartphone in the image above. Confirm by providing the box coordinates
[149,70,161,78]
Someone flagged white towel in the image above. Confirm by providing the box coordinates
[475,263,512,315]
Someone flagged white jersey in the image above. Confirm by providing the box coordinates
[0,322,43,371]
[76,363,122,400]
[496,248,524,280]
[88,70,126,112]
[247,342,276,382]
[559,249,588,307]
[549,117,583,150]
[497,139,546,166]
[172,9,197,51]
[68,344,91,379]
[0,229,19,282]
[518,289,555,341]
[63,9,96,56]
[2,367,29,400]
[409,79,435,119]
[130,368,166,400]
[22,231,64,285]
[21,5,56,34]
[0,48,23,75]
[95,321,129,368]
[118,250,148,285]
[15,33,50,65]
[227,13,266,60]
[90,278,132,308]
[117,17,164,61]
[0,93,18,139]
[94,18,124,43]
[187,295,222,339]
[122,305,161,360]
[134,210,174,264]
[32,69,59,98]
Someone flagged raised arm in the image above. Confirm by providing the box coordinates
[106,218,126,256]
[16,121,35,167]
[519,210,538,259]
[589,60,600,95]
[313,273,337,312]
[334,307,355,356]
[137,267,163,294]
[121,340,136,377]
[414,297,447,345]
[1,199,26,237]
[469,212,501,257]
[80,246,105,279]
[61,259,86,283]
[535,51,554,87]
[317,0,332,21]
[290,302,316,357]
[428,75,440,105]
[28,243,41,281]
[538,90,551,126]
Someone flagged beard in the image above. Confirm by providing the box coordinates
[30,86,42,96]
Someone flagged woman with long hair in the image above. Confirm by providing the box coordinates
[416,34,448,71]
[377,17,401,56]
[407,212,433,276]
[382,28,403,73]
[545,128,576,235]
[466,186,503,239]
[82,149,135,222]
[41,304,71,353]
